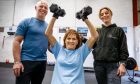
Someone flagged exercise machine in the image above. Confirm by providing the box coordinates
[125,57,138,83]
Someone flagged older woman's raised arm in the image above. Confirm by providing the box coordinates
[84,19,98,48]
[76,6,98,48]
[45,17,57,46]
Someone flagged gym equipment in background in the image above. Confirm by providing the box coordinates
[125,57,138,83]
[7,26,15,35]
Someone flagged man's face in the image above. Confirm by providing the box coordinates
[35,2,48,19]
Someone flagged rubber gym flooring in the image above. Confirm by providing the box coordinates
[0,63,140,84]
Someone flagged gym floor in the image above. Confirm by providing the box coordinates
[0,63,140,84]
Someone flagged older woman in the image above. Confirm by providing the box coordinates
[45,15,98,83]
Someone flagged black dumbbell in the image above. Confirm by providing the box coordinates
[76,6,92,20]
[50,3,66,18]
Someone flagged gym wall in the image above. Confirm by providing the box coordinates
[0,0,135,68]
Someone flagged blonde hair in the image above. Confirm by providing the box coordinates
[99,7,113,18]
[63,29,82,49]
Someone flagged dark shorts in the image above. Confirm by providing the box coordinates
[16,61,46,84]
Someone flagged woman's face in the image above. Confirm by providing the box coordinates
[65,34,78,50]
[100,9,112,25]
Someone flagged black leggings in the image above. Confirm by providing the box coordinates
[16,61,46,84]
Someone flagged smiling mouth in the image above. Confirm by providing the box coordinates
[41,12,46,14]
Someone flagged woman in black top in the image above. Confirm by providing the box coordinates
[92,7,129,84]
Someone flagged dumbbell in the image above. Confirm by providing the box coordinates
[76,6,92,20]
[50,3,66,18]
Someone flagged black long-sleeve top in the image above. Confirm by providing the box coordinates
[92,24,129,63]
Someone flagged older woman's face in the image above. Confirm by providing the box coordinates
[65,34,78,50]
[100,9,112,24]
